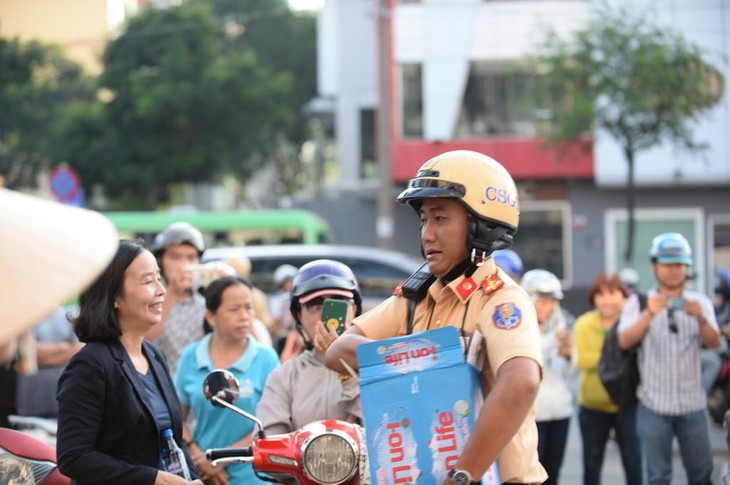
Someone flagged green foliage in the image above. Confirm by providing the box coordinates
[3,0,315,207]
[209,0,318,144]
[537,5,722,156]
[0,38,95,187]
[76,1,295,207]
[536,5,723,264]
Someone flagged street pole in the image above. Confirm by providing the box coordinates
[376,0,394,250]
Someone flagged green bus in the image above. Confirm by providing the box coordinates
[101,209,332,247]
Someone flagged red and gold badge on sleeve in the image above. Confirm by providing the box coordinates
[492,302,522,330]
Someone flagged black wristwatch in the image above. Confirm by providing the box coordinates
[448,469,480,485]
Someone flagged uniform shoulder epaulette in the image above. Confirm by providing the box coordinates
[481,273,505,295]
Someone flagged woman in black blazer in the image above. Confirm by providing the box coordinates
[57,240,202,485]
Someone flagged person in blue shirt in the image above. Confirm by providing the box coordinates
[175,275,279,485]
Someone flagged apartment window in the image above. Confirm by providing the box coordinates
[360,109,376,179]
[710,216,730,290]
[512,202,571,281]
[606,208,703,294]
[455,63,551,138]
[400,63,423,138]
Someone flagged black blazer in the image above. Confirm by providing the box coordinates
[57,339,199,485]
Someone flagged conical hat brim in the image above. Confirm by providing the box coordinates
[0,189,118,344]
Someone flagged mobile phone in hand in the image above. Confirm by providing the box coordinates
[321,299,349,336]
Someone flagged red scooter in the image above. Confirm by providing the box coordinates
[0,424,70,485]
[202,369,368,485]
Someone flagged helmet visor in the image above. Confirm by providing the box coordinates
[655,255,693,265]
[396,178,466,203]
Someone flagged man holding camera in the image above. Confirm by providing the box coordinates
[618,232,719,485]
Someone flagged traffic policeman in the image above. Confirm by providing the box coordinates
[325,150,547,484]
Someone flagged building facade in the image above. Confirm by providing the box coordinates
[0,0,171,73]
[313,0,729,310]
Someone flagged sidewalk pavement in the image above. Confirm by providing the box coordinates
[557,409,730,484]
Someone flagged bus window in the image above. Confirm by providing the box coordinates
[101,209,332,247]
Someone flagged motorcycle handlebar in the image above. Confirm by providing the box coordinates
[205,447,253,463]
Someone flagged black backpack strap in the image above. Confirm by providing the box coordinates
[406,299,417,336]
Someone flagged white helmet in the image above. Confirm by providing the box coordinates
[273,264,298,286]
[649,232,693,266]
[521,269,563,300]
[618,267,639,288]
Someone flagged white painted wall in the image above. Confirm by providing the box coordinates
[319,0,727,187]
[395,1,589,141]
[319,0,590,182]
[318,0,378,183]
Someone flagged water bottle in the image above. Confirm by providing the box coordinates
[160,428,191,481]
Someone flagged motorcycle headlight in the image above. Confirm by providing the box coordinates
[0,451,57,484]
[301,430,358,485]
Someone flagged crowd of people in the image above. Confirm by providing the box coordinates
[1,149,729,485]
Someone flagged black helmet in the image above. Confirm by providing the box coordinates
[289,259,362,325]
[151,222,205,258]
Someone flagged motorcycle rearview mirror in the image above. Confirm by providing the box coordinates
[203,369,265,438]
[203,369,241,405]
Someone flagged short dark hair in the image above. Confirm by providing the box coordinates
[73,239,145,343]
[202,276,252,333]
[587,272,628,307]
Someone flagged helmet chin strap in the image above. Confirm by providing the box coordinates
[417,211,513,278]
[464,257,481,279]
[295,323,315,351]
[470,248,488,266]
[465,217,510,277]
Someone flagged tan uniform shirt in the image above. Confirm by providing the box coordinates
[354,259,547,484]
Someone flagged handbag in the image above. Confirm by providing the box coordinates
[598,294,646,408]
[598,325,639,407]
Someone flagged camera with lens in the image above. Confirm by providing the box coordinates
[669,297,686,312]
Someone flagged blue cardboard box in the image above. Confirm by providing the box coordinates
[357,326,499,485]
